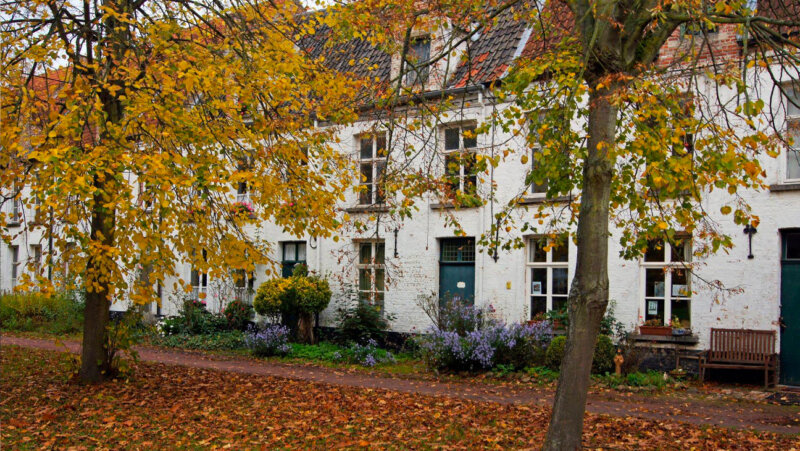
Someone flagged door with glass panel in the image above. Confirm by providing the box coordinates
[439,238,475,305]
[781,230,800,385]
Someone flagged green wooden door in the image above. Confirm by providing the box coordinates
[439,238,475,305]
[781,230,800,385]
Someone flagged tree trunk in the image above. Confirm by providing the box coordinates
[543,82,617,450]
[78,179,116,382]
[297,312,315,344]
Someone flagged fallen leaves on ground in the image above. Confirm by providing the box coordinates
[1,346,797,449]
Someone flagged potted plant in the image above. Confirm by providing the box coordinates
[545,307,569,331]
[670,316,691,336]
[639,318,672,336]
[231,200,256,219]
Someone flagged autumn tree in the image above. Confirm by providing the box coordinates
[333,0,800,447]
[1,0,363,382]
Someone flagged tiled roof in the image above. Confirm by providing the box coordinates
[301,5,532,91]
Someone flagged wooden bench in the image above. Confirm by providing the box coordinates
[699,328,777,388]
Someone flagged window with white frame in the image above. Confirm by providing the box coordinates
[404,37,431,86]
[9,245,19,287]
[30,244,42,277]
[190,250,208,300]
[28,195,43,224]
[444,125,479,195]
[528,113,548,195]
[641,239,691,327]
[527,235,569,317]
[530,147,548,194]
[5,184,22,225]
[785,83,800,182]
[281,241,307,278]
[358,134,387,205]
[357,241,385,310]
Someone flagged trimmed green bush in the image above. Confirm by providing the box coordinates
[545,335,567,370]
[592,334,616,374]
[545,334,616,374]
[252,264,331,343]
[335,299,393,345]
[0,291,84,335]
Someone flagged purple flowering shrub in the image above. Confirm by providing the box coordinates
[418,302,553,371]
[345,339,395,367]
[245,324,291,357]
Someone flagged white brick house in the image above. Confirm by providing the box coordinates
[2,4,799,383]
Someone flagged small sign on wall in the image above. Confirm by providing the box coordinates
[531,281,542,295]
[456,281,466,289]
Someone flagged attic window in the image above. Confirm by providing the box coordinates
[404,37,431,86]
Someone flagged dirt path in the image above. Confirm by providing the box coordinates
[4,335,799,435]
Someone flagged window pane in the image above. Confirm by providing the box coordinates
[375,268,385,291]
[671,298,690,327]
[359,268,371,291]
[787,84,800,117]
[552,268,568,295]
[360,186,372,205]
[442,238,475,262]
[359,243,372,264]
[530,239,547,263]
[788,147,800,180]
[444,154,460,192]
[644,240,665,262]
[464,175,477,195]
[376,243,385,264]
[644,298,664,323]
[531,148,548,194]
[285,243,298,261]
[671,240,688,262]
[376,136,387,157]
[375,162,386,203]
[645,268,665,297]
[462,126,477,149]
[296,243,306,261]
[552,296,568,312]
[360,137,373,159]
[552,238,568,262]
[445,128,460,151]
[531,296,547,317]
[786,232,800,259]
[672,268,689,296]
[532,268,548,295]
[360,163,373,184]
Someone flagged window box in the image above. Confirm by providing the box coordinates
[639,325,672,336]
[231,201,256,219]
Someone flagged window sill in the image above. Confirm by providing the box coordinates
[632,333,699,345]
[518,195,571,205]
[769,182,800,192]
[345,204,390,214]
[430,202,483,210]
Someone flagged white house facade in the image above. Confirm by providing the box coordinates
[2,5,800,383]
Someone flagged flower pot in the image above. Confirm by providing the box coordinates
[639,325,672,336]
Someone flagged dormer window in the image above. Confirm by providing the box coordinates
[404,37,431,86]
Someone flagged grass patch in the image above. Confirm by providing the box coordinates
[594,370,673,389]
[0,291,83,336]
